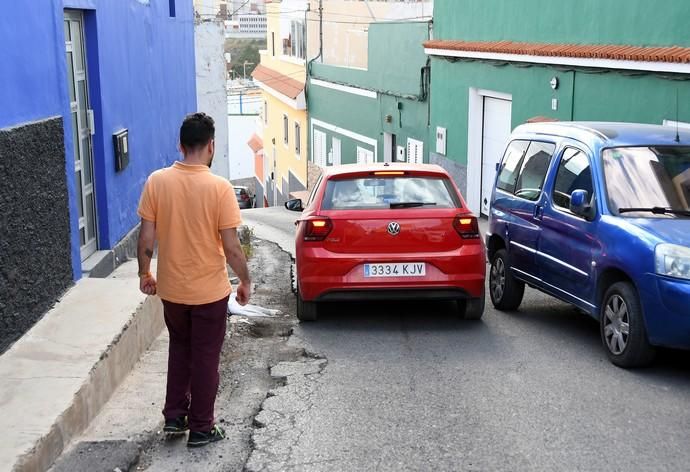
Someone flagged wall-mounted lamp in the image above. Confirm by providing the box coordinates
[550,77,559,90]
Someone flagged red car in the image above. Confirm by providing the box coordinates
[285,163,486,321]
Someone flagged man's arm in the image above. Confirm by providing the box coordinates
[220,227,251,305]
[137,219,157,295]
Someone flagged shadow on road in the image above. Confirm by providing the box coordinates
[312,299,488,333]
[513,291,690,376]
[299,290,690,381]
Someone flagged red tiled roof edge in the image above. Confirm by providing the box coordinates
[251,64,305,99]
[423,40,690,64]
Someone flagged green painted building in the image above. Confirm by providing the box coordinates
[426,0,690,216]
[307,21,432,168]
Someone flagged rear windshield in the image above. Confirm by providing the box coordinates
[234,188,244,195]
[321,176,461,210]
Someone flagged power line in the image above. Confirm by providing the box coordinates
[195,6,432,24]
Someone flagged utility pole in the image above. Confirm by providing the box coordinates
[318,0,323,62]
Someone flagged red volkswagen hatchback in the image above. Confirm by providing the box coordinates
[285,163,486,321]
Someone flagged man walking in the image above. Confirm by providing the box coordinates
[136,112,251,448]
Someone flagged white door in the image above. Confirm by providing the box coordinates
[480,97,512,215]
[312,129,327,167]
[65,11,98,261]
[331,137,341,166]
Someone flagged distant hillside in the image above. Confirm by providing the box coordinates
[225,38,266,79]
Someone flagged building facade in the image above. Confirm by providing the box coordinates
[307,20,432,167]
[0,0,196,352]
[426,0,690,216]
[251,0,309,206]
[194,6,231,180]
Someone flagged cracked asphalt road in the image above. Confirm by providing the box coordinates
[52,208,690,471]
[243,207,690,472]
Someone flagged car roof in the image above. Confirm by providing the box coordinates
[233,186,248,190]
[322,162,450,177]
[512,121,690,149]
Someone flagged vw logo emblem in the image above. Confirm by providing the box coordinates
[387,222,401,236]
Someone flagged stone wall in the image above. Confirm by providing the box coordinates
[0,118,73,353]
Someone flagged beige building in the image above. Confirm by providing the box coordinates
[250,0,432,206]
[307,0,432,69]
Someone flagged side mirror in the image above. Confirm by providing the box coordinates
[569,189,593,220]
[285,198,304,212]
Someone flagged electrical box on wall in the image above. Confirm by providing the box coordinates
[436,126,447,155]
[396,146,406,162]
[113,129,129,172]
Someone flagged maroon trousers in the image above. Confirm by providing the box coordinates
[161,295,229,432]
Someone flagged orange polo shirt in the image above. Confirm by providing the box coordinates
[137,161,242,305]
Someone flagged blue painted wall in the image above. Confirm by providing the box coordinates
[1,0,197,279]
[0,5,64,129]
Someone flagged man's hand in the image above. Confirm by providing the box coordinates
[220,227,252,305]
[137,219,157,295]
[140,273,157,295]
[235,280,251,306]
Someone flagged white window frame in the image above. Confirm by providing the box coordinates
[313,129,327,167]
[283,20,305,59]
[357,146,375,165]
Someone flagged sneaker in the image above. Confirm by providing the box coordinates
[163,416,189,435]
[187,425,226,448]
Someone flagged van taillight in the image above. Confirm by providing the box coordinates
[453,216,480,239]
[304,218,333,241]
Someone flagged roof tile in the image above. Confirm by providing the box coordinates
[423,40,690,64]
[251,64,304,100]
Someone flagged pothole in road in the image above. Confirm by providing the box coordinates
[247,322,294,339]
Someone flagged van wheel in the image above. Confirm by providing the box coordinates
[600,282,655,368]
[459,291,485,320]
[296,291,318,322]
[489,249,525,310]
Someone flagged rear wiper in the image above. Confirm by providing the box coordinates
[389,202,437,209]
[618,207,690,217]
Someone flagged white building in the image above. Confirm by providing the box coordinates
[225,14,267,39]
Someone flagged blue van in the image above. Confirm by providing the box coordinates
[487,122,690,367]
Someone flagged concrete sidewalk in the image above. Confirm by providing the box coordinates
[0,260,164,472]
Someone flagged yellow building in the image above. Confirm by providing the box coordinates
[251,0,308,206]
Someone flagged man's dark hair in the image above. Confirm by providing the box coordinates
[180,112,215,151]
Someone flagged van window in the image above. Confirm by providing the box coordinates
[514,141,556,201]
[496,140,529,193]
[552,148,594,211]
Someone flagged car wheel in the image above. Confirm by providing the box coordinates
[460,291,485,320]
[489,249,525,310]
[296,291,318,322]
[600,282,655,368]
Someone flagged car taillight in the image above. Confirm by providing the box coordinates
[453,216,480,239]
[304,218,333,241]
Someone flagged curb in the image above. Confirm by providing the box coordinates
[10,295,164,472]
